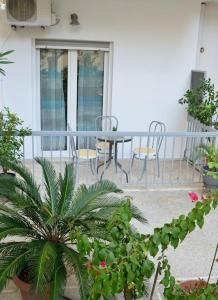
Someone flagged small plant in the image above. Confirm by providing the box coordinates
[84,201,153,300]
[0,158,145,300]
[197,144,218,179]
[0,50,13,76]
[112,126,117,131]
[179,78,218,126]
[0,107,31,173]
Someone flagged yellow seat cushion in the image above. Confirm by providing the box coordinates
[96,142,110,150]
[77,149,97,160]
[133,147,156,158]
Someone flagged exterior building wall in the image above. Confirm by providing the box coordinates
[0,0,201,131]
[198,2,218,91]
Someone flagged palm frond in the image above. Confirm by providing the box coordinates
[0,159,42,207]
[35,158,59,216]
[0,50,13,76]
[30,241,57,296]
[70,180,122,219]
[0,245,30,291]
[0,214,42,240]
[62,245,88,300]
[49,261,66,300]
[58,163,75,215]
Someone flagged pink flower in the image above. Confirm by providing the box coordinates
[188,192,199,203]
[100,261,107,268]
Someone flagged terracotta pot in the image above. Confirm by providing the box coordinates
[14,277,49,300]
[180,279,207,293]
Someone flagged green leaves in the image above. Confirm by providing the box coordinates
[0,107,31,166]
[0,244,30,291]
[58,163,75,214]
[179,78,218,126]
[85,202,153,299]
[0,50,14,76]
[35,157,59,217]
[49,263,66,300]
[147,195,218,257]
[31,241,57,295]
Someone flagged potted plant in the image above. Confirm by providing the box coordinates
[0,107,31,176]
[0,50,13,76]
[196,144,218,189]
[179,78,218,126]
[0,157,145,300]
[179,243,218,298]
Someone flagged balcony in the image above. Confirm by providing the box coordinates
[19,129,216,189]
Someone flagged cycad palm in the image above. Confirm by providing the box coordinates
[0,158,146,299]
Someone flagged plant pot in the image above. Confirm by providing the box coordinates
[14,277,49,300]
[180,279,207,293]
[0,172,15,177]
[202,166,218,190]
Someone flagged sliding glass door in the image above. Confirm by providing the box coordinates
[40,49,68,151]
[39,47,108,152]
[77,50,104,147]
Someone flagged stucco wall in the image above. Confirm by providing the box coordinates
[198,2,218,90]
[0,0,201,131]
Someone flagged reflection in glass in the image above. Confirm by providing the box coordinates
[40,49,68,151]
[77,50,104,148]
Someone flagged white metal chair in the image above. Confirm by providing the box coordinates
[131,121,166,179]
[95,115,119,155]
[68,124,98,176]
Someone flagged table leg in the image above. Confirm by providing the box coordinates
[114,142,128,183]
[98,142,113,180]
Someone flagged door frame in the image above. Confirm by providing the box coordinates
[34,41,113,156]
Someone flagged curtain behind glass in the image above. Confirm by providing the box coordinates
[40,49,68,151]
[77,50,104,148]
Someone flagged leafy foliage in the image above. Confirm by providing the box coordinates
[160,255,218,299]
[146,192,218,257]
[0,51,13,76]
[145,191,218,299]
[81,201,152,300]
[0,107,31,172]
[179,78,218,126]
[85,192,218,299]
[0,158,145,299]
[196,144,218,178]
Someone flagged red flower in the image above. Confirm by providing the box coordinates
[100,261,107,268]
[188,192,199,203]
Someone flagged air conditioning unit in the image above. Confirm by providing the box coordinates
[4,0,56,27]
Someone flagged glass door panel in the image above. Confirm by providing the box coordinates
[77,50,104,148]
[40,49,68,151]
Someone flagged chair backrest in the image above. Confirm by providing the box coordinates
[95,115,118,131]
[148,121,166,153]
[67,124,77,159]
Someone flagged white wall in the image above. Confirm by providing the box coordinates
[198,2,218,89]
[0,0,201,131]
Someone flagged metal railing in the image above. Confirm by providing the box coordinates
[12,130,218,189]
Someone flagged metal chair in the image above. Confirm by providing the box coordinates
[131,121,166,179]
[68,124,98,176]
[95,115,118,155]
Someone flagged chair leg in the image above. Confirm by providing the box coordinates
[139,158,147,181]
[156,156,160,177]
[130,153,136,170]
[89,159,95,175]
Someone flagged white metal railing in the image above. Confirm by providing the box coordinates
[11,130,218,189]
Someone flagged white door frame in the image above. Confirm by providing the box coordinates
[35,44,112,157]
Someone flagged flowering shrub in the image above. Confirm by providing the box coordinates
[72,190,218,299]
[76,201,154,299]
